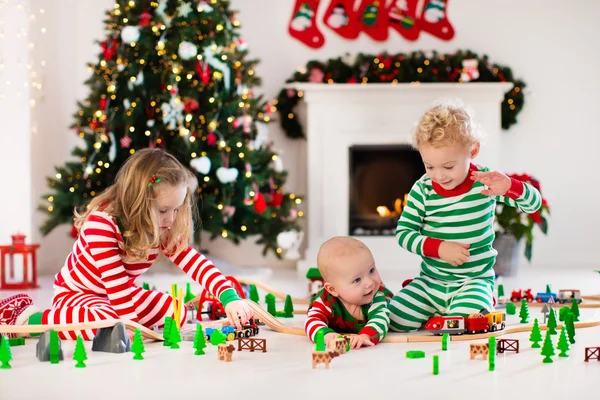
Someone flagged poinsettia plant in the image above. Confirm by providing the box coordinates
[495,173,550,261]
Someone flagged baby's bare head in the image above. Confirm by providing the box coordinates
[317,236,373,282]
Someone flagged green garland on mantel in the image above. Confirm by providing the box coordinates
[276,50,526,139]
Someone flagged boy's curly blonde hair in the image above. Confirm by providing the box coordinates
[412,102,482,149]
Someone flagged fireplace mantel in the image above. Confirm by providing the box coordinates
[290,82,514,278]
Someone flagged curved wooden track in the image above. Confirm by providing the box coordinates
[245,300,600,343]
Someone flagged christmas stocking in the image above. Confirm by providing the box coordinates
[419,0,455,40]
[323,0,360,40]
[288,0,325,48]
[355,0,389,41]
[386,0,420,41]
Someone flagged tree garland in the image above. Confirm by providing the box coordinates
[276,50,526,139]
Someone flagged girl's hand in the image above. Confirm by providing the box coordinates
[471,170,511,196]
[224,300,254,329]
[350,334,375,350]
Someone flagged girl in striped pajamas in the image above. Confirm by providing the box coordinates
[389,102,542,332]
[304,237,391,350]
[0,149,253,339]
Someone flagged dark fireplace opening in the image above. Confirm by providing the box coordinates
[349,144,426,236]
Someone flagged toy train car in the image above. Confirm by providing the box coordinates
[425,310,506,335]
[205,318,260,342]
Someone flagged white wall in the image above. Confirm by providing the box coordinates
[18,0,600,275]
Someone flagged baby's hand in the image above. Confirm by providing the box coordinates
[350,334,375,350]
[439,241,470,266]
[224,300,254,330]
[324,332,339,348]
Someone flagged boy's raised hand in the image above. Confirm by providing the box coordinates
[439,241,470,266]
[471,170,511,196]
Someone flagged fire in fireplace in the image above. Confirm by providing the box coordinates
[349,144,425,236]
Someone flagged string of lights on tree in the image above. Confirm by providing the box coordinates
[39,0,304,257]
[275,50,526,139]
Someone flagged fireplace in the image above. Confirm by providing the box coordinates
[349,144,425,236]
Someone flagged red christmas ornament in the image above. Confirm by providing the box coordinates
[268,193,284,208]
[100,38,119,61]
[120,136,132,148]
[347,77,358,84]
[89,120,100,130]
[206,132,217,146]
[253,193,267,213]
[196,61,211,86]
[184,98,199,112]
[170,86,179,95]
[139,11,152,27]
[99,96,107,110]
[146,104,155,118]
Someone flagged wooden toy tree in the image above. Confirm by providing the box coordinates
[546,308,558,335]
[570,299,580,322]
[283,295,294,318]
[169,322,182,349]
[0,336,12,369]
[519,299,530,323]
[132,329,145,360]
[249,284,260,304]
[265,293,277,316]
[163,316,173,347]
[529,318,542,348]
[565,313,576,344]
[315,330,326,351]
[210,329,227,346]
[540,330,555,363]
[73,335,88,368]
[193,324,207,355]
[557,326,570,357]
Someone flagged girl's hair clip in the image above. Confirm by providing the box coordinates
[148,174,161,188]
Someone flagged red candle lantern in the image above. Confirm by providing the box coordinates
[0,233,40,290]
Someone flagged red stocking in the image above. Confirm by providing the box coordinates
[355,0,388,41]
[288,0,325,48]
[419,0,455,40]
[386,0,420,41]
[323,0,360,40]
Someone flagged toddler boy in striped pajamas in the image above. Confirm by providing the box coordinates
[304,237,392,349]
[389,102,542,332]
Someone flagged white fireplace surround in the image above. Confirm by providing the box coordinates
[290,82,514,279]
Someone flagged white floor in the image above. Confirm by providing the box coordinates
[1,264,599,400]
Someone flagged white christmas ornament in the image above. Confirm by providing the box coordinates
[237,38,248,51]
[121,26,141,44]
[342,52,357,66]
[272,154,284,172]
[108,131,117,162]
[216,167,238,183]
[127,71,144,91]
[117,64,125,72]
[178,41,198,60]
[156,0,172,27]
[147,119,155,128]
[197,1,213,13]
[204,46,231,91]
[253,122,269,149]
[177,2,193,18]
[277,231,304,260]
[327,5,348,28]
[123,99,131,110]
[190,156,211,174]
[461,59,479,82]
[161,96,184,130]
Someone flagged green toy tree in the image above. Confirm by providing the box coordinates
[529,318,542,348]
[570,299,580,322]
[559,306,572,322]
[265,293,277,316]
[283,295,294,318]
[545,284,551,293]
[132,329,145,360]
[193,324,207,355]
[163,316,173,347]
[497,284,504,299]
[519,299,530,323]
[0,336,12,369]
[49,330,61,364]
[184,282,196,303]
[169,322,182,349]
[557,325,570,357]
[142,282,150,290]
[73,335,88,368]
[488,336,496,371]
[38,0,302,257]
[441,333,449,351]
[505,302,516,315]
[210,329,226,346]
[540,330,555,363]
[249,284,260,304]
[546,308,557,335]
[565,313,576,344]
[315,329,326,352]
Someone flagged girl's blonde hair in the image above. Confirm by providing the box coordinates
[412,102,482,149]
[74,148,198,261]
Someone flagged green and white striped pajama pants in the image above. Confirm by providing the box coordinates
[388,275,494,332]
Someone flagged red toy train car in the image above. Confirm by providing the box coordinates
[425,310,506,335]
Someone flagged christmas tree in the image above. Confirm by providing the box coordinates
[73,335,88,368]
[556,325,570,357]
[519,299,529,323]
[193,323,207,355]
[265,293,277,316]
[529,318,542,348]
[249,284,260,304]
[540,330,555,363]
[570,299,580,322]
[163,316,173,347]
[546,308,557,335]
[283,294,294,318]
[37,0,303,257]
[132,329,145,360]
[0,336,12,369]
[169,322,182,349]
